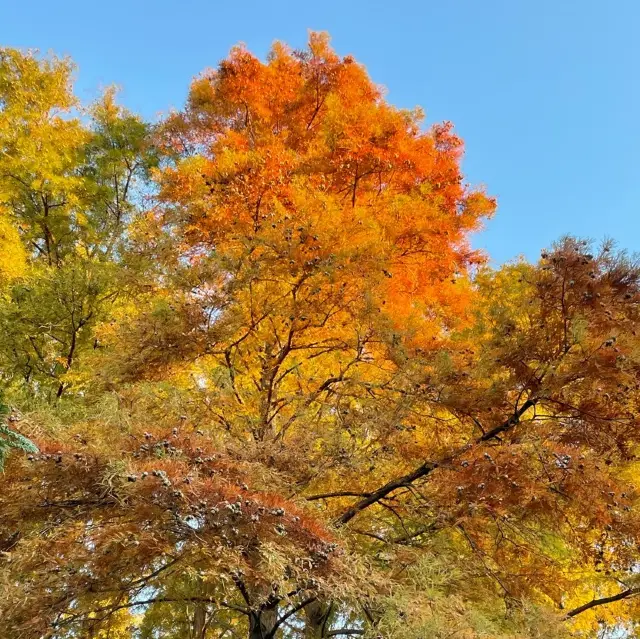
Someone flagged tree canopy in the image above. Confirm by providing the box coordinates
[0,35,638,639]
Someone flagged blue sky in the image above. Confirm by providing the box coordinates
[2,0,639,263]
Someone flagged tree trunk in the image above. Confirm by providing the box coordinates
[248,603,279,639]
[304,600,332,639]
[192,602,207,639]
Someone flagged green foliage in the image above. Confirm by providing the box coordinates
[372,543,571,639]
[0,48,158,399]
[0,395,37,470]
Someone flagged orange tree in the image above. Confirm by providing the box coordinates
[0,33,495,638]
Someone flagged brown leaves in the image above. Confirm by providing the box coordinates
[0,427,345,637]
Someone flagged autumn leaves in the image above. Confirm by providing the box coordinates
[0,35,639,638]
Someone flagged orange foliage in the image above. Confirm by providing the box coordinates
[158,32,494,337]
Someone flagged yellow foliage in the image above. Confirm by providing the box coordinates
[0,211,26,283]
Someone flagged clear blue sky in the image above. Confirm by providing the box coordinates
[2,0,639,263]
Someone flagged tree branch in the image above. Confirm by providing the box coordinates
[335,399,536,526]
[269,596,317,636]
[564,587,640,619]
[306,491,371,502]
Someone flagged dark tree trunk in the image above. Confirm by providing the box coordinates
[303,600,332,638]
[248,604,279,639]
[192,602,207,639]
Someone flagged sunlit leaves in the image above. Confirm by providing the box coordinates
[0,36,639,639]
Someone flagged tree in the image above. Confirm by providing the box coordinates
[0,35,639,639]
[0,49,157,400]
[319,237,640,637]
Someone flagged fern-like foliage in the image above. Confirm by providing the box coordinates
[0,399,37,471]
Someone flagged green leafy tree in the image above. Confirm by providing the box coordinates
[0,48,157,399]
